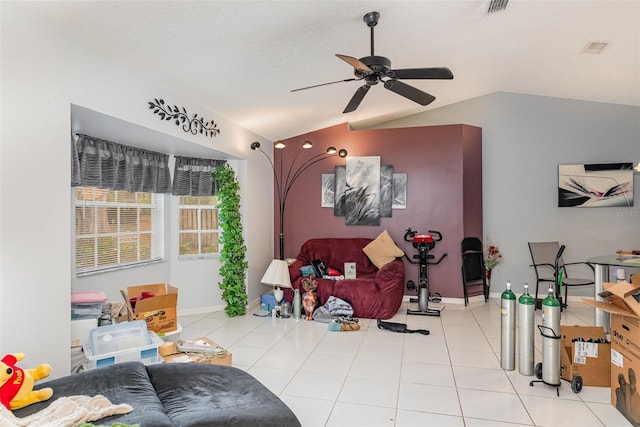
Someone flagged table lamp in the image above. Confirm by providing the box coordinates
[260,259,292,307]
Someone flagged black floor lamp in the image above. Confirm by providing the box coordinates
[251,140,347,260]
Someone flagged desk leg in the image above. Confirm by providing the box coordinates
[593,263,610,333]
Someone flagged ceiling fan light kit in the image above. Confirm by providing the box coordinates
[292,11,454,114]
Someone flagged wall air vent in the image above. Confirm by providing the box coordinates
[487,0,509,14]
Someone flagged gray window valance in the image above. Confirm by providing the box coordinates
[172,156,226,196]
[71,134,171,194]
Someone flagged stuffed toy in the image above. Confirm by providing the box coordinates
[0,353,53,410]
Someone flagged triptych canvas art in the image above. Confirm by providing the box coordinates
[321,156,407,225]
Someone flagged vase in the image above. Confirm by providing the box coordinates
[292,289,302,320]
[485,269,492,293]
[302,290,318,320]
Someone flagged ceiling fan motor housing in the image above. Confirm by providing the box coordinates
[356,55,391,83]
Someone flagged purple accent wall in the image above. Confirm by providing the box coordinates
[273,123,482,299]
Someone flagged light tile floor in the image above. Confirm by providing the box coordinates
[178,298,631,427]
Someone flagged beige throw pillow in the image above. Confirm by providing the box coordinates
[363,230,405,269]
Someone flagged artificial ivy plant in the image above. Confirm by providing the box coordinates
[213,163,248,317]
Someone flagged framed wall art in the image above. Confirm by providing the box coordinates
[558,162,633,207]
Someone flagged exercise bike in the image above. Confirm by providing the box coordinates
[403,228,447,317]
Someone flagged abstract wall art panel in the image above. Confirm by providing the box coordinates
[334,165,346,216]
[558,163,634,207]
[392,173,408,209]
[321,174,335,208]
[380,165,394,217]
[345,156,381,225]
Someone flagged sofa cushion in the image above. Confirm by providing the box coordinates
[147,362,301,427]
[15,361,174,427]
[362,230,404,268]
[296,238,380,277]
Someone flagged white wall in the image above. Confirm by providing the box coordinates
[1,7,275,378]
[374,92,640,296]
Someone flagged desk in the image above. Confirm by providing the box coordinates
[587,254,640,332]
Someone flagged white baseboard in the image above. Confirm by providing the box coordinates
[178,296,261,317]
[178,305,224,316]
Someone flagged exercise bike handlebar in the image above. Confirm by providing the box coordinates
[404,252,447,265]
[402,227,447,265]
[403,228,443,242]
[427,230,443,242]
[431,252,448,265]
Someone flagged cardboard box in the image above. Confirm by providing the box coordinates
[583,276,640,425]
[560,325,610,387]
[162,336,232,366]
[121,283,178,334]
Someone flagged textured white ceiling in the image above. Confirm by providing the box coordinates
[7,1,640,140]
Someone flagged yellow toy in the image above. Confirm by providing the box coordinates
[0,353,53,410]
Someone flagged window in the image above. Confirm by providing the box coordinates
[74,187,164,274]
[178,196,219,257]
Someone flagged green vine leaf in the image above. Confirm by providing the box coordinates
[213,164,248,317]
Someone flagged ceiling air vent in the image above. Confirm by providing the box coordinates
[487,0,509,14]
[581,41,609,54]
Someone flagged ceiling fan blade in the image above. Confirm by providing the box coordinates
[291,78,360,92]
[384,79,436,106]
[390,67,454,80]
[343,85,371,113]
[336,54,372,74]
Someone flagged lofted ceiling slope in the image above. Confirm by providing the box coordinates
[5,0,639,140]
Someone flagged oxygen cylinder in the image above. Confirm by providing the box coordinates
[293,289,302,320]
[500,281,516,371]
[518,283,535,376]
[541,286,561,385]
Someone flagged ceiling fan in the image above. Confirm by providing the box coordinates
[291,11,454,113]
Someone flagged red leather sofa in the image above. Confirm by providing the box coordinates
[285,238,405,319]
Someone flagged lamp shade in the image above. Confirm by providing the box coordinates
[260,259,292,289]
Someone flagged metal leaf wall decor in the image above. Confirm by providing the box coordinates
[148,98,220,138]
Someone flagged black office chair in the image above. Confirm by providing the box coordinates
[528,241,595,310]
[461,237,488,306]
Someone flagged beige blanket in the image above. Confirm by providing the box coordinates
[0,395,133,427]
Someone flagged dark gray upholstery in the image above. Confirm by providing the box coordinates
[13,362,301,427]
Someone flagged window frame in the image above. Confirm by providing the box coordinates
[73,187,165,276]
[177,195,220,260]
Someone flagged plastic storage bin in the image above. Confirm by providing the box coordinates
[89,320,150,355]
[84,330,163,369]
[71,290,107,320]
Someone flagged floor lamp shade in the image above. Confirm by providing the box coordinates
[260,259,292,303]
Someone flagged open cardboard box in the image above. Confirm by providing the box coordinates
[560,325,610,387]
[582,275,640,425]
[120,283,178,334]
[163,336,232,366]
